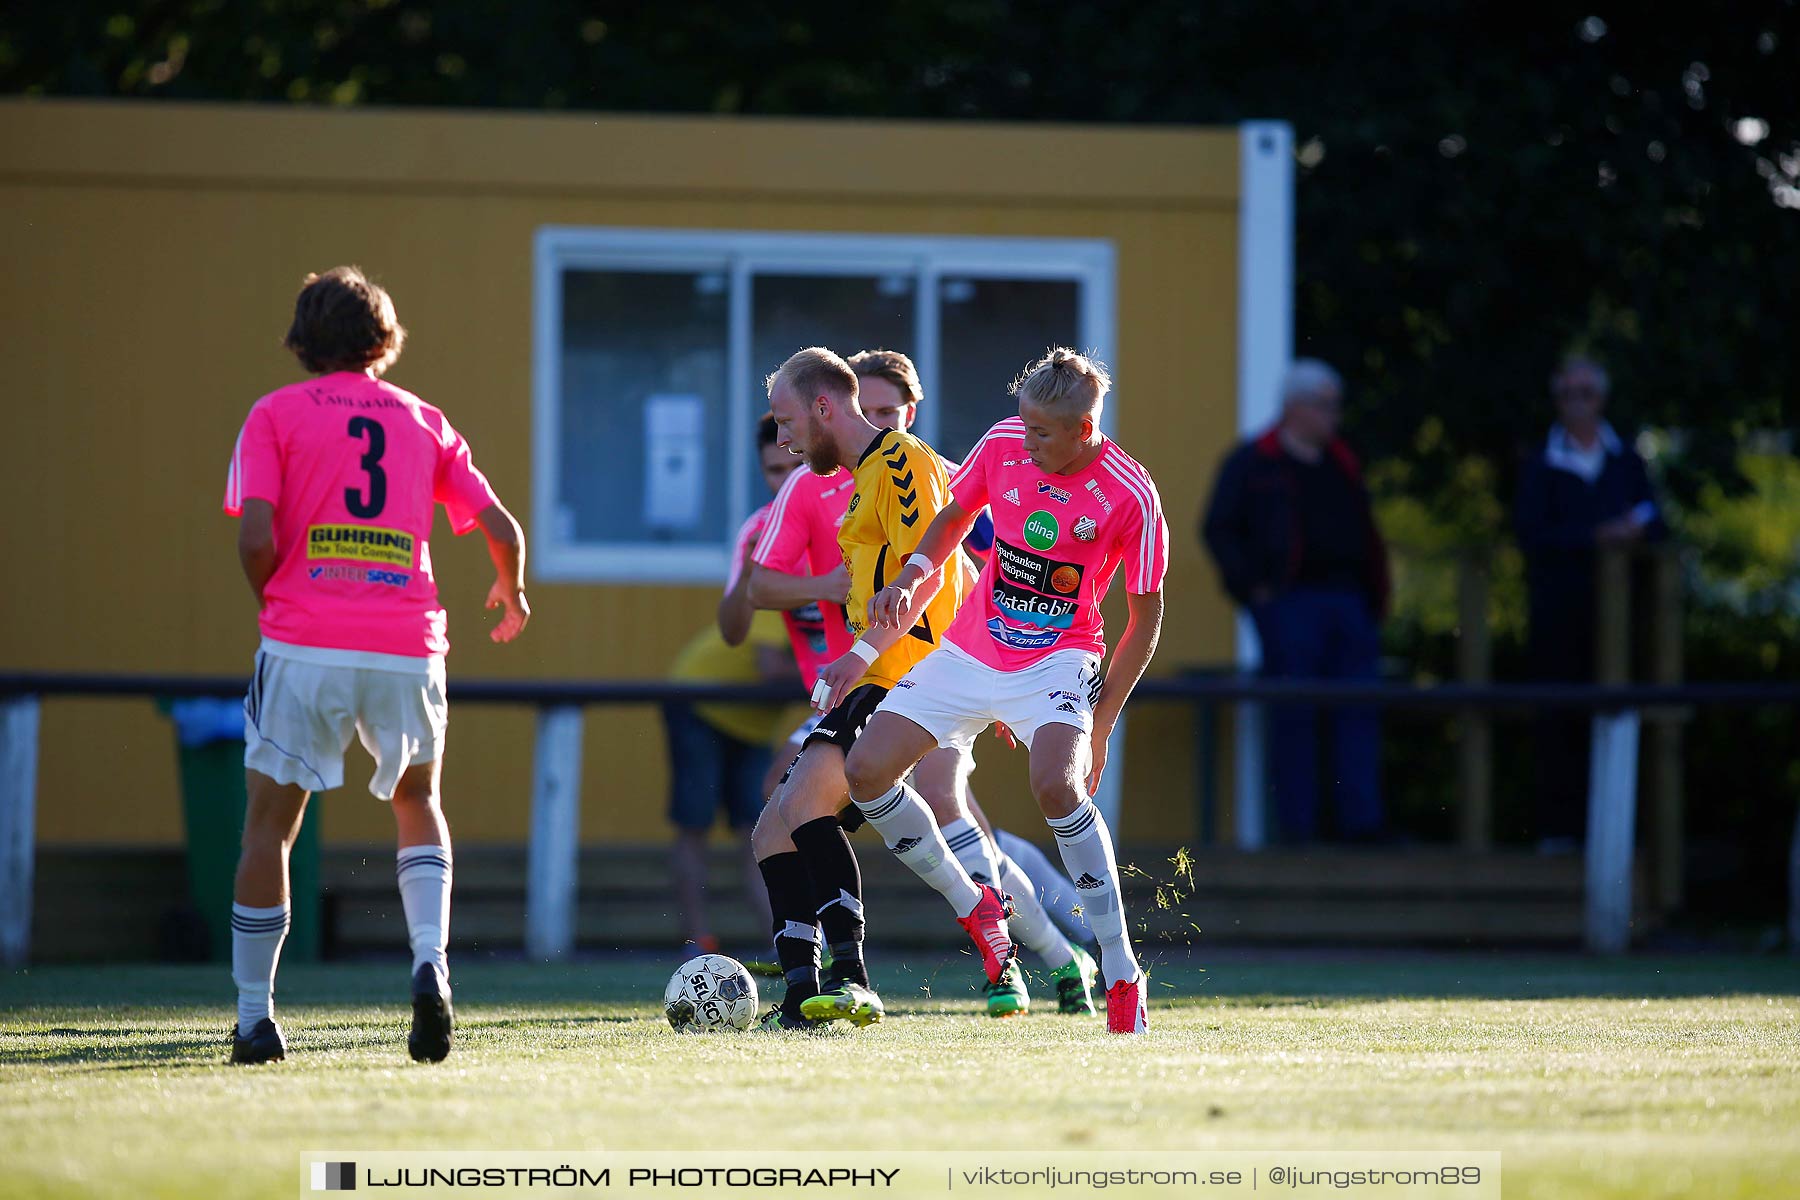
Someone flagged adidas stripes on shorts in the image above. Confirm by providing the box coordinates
[243,645,447,799]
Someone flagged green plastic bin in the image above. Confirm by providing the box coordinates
[163,699,319,962]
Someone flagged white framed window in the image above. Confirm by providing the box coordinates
[532,227,1115,583]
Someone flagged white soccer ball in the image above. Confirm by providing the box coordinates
[663,953,759,1032]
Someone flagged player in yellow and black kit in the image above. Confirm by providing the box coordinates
[750,348,1017,1032]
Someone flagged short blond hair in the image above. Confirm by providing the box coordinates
[1010,347,1111,423]
[847,348,924,407]
[766,346,858,407]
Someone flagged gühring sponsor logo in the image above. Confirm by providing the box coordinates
[308,565,410,588]
[307,524,414,568]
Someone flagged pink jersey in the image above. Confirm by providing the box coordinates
[224,371,501,658]
[727,501,816,683]
[946,417,1168,669]
[752,464,857,687]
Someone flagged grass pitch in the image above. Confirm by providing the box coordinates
[1,950,1797,1199]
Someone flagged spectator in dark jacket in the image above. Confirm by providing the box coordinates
[1515,356,1666,851]
[1202,360,1390,843]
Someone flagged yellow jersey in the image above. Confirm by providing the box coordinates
[668,610,791,745]
[840,428,968,690]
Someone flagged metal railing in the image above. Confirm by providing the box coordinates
[2,669,1797,963]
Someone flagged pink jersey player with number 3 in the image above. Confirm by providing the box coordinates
[219,267,530,1069]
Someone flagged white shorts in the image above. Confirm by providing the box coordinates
[243,643,447,799]
[876,639,1102,752]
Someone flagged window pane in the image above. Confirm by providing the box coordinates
[559,270,730,546]
[747,273,915,511]
[936,278,1081,461]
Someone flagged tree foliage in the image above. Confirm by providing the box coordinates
[5,1,1796,514]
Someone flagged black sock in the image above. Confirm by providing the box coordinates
[791,816,869,988]
[757,852,820,1016]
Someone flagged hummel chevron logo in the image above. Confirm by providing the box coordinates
[890,470,913,489]
[896,490,917,507]
[899,511,919,527]
[1074,873,1104,890]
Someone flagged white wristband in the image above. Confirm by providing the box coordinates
[904,553,935,577]
[848,640,880,666]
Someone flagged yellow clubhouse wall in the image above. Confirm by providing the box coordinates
[0,100,1241,849]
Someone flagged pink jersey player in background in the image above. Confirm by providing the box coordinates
[222,266,530,1066]
[847,347,1168,1034]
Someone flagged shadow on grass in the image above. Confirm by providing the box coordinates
[3,950,1797,1016]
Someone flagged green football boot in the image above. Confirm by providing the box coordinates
[1052,943,1099,1016]
[799,980,884,1028]
[753,1005,811,1032]
[984,958,1030,1018]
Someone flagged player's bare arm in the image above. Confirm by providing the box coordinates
[475,501,530,643]
[867,497,976,628]
[236,498,279,605]
[811,563,949,714]
[746,561,850,611]
[1086,588,1164,795]
[717,538,759,646]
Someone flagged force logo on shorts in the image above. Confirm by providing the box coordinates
[307,524,415,567]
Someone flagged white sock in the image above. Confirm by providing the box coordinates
[855,782,982,918]
[940,818,1000,886]
[996,829,1095,946]
[397,844,453,978]
[996,850,1076,970]
[1044,801,1139,987]
[231,902,290,1035]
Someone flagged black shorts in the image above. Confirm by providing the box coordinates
[802,683,890,755]
[777,683,889,833]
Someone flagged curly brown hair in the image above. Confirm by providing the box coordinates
[283,266,407,376]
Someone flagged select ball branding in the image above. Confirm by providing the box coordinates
[663,954,758,1032]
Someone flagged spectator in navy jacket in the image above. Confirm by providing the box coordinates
[1515,356,1666,850]
[1203,360,1390,844]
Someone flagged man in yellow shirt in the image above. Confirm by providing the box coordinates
[751,347,1015,1031]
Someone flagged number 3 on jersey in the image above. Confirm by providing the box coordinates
[345,416,386,518]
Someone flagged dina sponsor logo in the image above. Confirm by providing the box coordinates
[1084,479,1113,513]
[306,524,414,568]
[1036,481,1072,504]
[1023,510,1059,551]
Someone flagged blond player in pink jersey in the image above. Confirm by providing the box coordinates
[747,349,1097,1023]
[849,348,1168,1034]
[222,267,530,1065]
